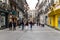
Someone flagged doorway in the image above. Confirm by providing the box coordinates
[53,16,55,27]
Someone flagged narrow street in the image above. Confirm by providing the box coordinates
[0,25,60,40]
[0,0,60,40]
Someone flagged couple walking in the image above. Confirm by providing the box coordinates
[9,15,17,30]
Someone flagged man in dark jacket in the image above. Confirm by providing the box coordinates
[30,21,33,30]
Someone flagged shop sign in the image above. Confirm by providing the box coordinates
[12,10,17,15]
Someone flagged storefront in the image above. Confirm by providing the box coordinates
[48,5,60,30]
[0,9,9,29]
[1,13,5,27]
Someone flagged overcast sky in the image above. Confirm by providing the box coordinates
[26,0,38,10]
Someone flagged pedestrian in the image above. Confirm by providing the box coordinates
[37,22,39,26]
[9,13,13,30]
[40,19,45,27]
[25,21,28,30]
[19,20,21,28]
[9,19,12,30]
[25,21,28,26]
[21,19,24,30]
[12,17,17,30]
[30,21,33,30]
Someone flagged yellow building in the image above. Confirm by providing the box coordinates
[48,7,60,29]
[48,0,60,30]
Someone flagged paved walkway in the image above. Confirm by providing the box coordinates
[0,25,60,40]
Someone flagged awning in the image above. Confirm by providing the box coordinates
[48,5,60,16]
[55,5,60,14]
[48,10,55,16]
[0,8,9,13]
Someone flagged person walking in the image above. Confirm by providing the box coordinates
[25,21,28,30]
[30,21,33,30]
[9,19,12,30]
[40,18,45,27]
[9,13,13,30]
[21,19,24,30]
[19,20,21,28]
[12,16,17,30]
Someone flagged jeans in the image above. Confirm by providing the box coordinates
[21,24,24,30]
[30,24,32,30]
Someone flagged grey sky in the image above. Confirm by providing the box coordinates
[26,0,38,10]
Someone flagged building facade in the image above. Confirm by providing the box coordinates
[0,0,29,29]
[48,0,60,30]
[35,0,54,26]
